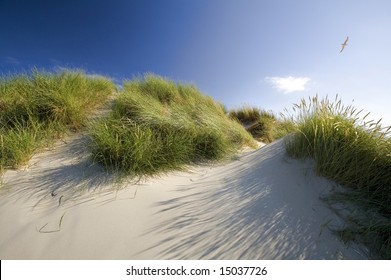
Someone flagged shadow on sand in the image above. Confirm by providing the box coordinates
[139,139,368,259]
[0,134,128,212]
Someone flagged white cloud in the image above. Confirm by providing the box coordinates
[266,76,311,94]
[3,56,20,65]
[50,58,62,65]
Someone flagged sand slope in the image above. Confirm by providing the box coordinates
[0,137,368,259]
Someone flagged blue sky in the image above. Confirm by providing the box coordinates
[1,0,391,125]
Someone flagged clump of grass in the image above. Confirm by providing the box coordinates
[0,69,115,170]
[283,95,391,259]
[89,74,256,176]
[229,106,262,124]
[229,106,294,143]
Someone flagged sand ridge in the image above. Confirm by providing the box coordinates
[0,137,369,259]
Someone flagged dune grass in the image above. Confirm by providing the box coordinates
[0,69,115,171]
[283,95,391,259]
[229,106,263,124]
[88,74,256,176]
[229,106,294,143]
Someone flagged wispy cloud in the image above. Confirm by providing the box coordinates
[3,56,21,65]
[266,76,311,94]
[50,58,62,66]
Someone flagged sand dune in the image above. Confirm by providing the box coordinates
[0,137,369,259]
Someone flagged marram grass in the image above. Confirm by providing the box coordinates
[229,106,263,124]
[229,106,294,143]
[0,69,115,171]
[283,95,391,259]
[88,74,256,176]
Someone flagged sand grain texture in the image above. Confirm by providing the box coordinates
[0,138,368,259]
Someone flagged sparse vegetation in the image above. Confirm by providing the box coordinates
[229,106,294,143]
[88,74,256,176]
[0,69,115,171]
[2,68,390,259]
[283,95,391,259]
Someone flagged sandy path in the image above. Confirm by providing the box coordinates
[0,137,369,259]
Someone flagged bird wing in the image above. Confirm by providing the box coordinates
[340,36,349,52]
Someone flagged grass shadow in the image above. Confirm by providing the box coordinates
[138,140,369,259]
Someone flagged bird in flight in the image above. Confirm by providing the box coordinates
[340,36,349,53]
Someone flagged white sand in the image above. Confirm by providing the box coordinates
[0,136,369,259]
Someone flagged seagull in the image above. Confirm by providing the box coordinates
[340,36,349,53]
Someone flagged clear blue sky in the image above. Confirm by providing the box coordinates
[1,0,391,125]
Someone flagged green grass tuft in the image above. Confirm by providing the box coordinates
[229,106,294,143]
[89,74,256,176]
[0,69,115,170]
[228,106,262,124]
[283,95,391,259]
